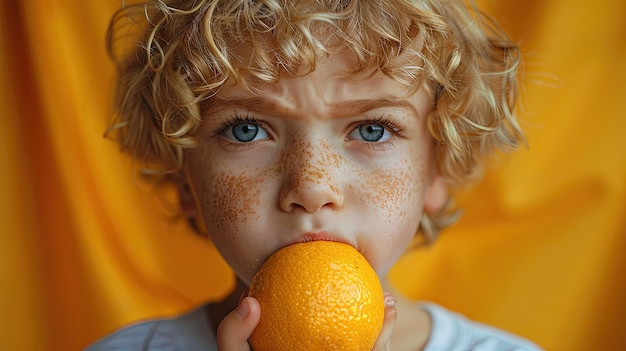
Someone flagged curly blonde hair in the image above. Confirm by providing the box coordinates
[106,0,523,241]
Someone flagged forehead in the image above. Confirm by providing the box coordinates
[217,49,418,107]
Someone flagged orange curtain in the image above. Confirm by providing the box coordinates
[1,1,624,350]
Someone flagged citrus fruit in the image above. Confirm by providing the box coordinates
[248,240,384,351]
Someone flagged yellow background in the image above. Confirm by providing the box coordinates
[1,1,625,350]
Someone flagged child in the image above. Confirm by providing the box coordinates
[89,0,541,349]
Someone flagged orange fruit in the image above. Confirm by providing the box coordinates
[248,241,384,351]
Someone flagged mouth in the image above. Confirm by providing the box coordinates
[291,232,353,247]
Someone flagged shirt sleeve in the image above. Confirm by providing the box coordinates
[84,321,168,351]
[420,303,543,351]
[83,304,217,351]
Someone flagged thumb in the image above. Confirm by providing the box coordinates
[372,292,398,351]
[216,296,261,351]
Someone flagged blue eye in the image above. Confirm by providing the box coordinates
[349,123,392,142]
[224,121,269,142]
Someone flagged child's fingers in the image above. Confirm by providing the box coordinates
[371,292,398,351]
[216,296,261,351]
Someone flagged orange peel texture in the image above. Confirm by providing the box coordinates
[248,241,385,351]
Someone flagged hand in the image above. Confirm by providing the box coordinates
[216,296,261,351]
[216,292,397,351]
[371,291,398,351]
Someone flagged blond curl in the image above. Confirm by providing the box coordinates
[106,0,524,241]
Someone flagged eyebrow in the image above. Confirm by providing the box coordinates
[333,99,418,117]
[206,97,418,118]
[208,97,290,115]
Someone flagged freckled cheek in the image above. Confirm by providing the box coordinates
[204,173,261,239]
[355,162,425,274]
[194,166,266,241]
[192,161,277,283]
[356,159,426,246]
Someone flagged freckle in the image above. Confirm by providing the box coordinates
[276,136,346,195]
[311,171,324,179]
[210,171,262,238]
[330,184,341,198]
[357,157,424,231]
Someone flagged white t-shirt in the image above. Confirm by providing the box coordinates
[85,303,542,350]
[420,304,541,351]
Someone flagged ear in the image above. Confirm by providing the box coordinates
[179,183,199,218]
[424,175,448,214]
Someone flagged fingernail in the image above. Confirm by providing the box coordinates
[236,297,250,318]
[384,292,397,307]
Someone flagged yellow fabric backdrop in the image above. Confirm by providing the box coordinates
[1,0,624,350]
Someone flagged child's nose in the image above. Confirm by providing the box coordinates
[278,140,344,213]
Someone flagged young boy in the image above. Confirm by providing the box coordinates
[89,0,541,349]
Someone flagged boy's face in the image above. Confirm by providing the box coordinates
[183,50,446,285]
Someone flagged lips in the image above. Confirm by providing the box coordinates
[292,232,353,247]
